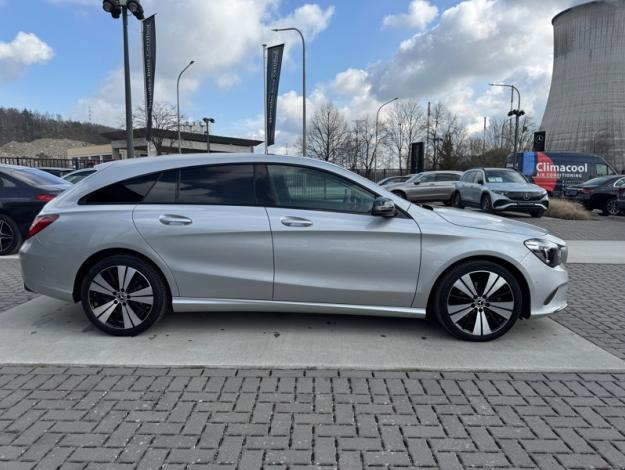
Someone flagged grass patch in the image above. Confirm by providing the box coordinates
[546,198,593,220]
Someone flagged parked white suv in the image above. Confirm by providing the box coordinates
[453,168,549,218]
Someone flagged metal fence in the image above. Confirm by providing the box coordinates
[0,156,111,170]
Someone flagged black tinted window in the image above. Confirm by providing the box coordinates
[178,164,255,205]
[436,173,460,182]
[84,173,158,204]
[144,170,178,203]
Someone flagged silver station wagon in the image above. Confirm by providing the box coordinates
[20,154,568,341]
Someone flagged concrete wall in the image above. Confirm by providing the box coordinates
[541,1,625,171]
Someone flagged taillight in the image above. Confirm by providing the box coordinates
[36,194,57,203]
[27,214,59,239]
[581,188,593,194]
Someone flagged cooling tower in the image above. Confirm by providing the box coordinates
[540,0,625,171]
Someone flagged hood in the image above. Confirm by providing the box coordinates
[486,182,545,192]
[434,207,548,237]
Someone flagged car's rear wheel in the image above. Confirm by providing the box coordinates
[434,261,522,341]
[480,195,493,213]
[0,215,21,256]
[602,198,620,216]
[452,192,464,209]
[80,255,170,336]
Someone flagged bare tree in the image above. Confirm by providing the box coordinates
[384,100,425,170]
[133,102,179,155]
[307,102,349,163]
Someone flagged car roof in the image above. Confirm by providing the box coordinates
[43,153,414,213]
[38,166,72,170]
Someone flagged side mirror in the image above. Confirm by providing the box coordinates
[372,197,397,217]
[477,179,484,185]
[413,181,421,185]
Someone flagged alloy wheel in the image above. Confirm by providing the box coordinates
[606,199,619,216]
[88,265,154,330]
[446,270,515,337]
[0,220,15,255]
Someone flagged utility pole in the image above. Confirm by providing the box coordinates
[426,101,431,165]
[262,44,268,155]
[483,116,487,154]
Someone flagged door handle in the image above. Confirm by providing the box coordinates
[280,216,313,227]
[159,214,192,226]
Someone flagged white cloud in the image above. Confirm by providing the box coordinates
[332,68,370,97]
[272,3,335,41]
[382,0,438,30]
[0,32,54,82]
[0,32,53,64]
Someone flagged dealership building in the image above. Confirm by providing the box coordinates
[66,127,262,164]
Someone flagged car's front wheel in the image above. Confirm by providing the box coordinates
[0,215,21,256]
[480,195,493,213]
[452,192,464,209]
[434,260,522,341]
[602,198,620,216]
[529,209,545,218]
[80,255,170,336]
[392,190,407,200]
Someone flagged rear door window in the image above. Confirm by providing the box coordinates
[144,170,178,204]
[436,173,460,182]
[178,164,256,206]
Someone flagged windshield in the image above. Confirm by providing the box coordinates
[10,168,69,186]
[64,170,96,184]
[484,169,527,184]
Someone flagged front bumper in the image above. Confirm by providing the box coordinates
[520,249,568,318]
[489,192,549,213]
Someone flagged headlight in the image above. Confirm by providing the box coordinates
[524,238,564,267]
[492,190,508,196]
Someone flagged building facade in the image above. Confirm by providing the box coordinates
[540,0,625,171]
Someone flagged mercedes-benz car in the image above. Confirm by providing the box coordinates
[385,171,463,204]
[453,168,549,218]
[20,154,568,341]
[563,175,625,216]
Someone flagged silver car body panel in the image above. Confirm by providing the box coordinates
[20,153,567,321]
[386,171,463,202]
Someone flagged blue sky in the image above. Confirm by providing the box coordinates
[0,0,582,149]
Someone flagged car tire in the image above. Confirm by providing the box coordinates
[602,198,619,216]
[480,194,493,213]
[80,254,170,336]
[0,215,21,256]
[433,260,523,341]
[452,192,464,209]
[392,190,407,200]
[529,209,545,218]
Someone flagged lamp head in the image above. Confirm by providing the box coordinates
[126,0,145,19]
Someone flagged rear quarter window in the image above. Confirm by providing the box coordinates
[82,173,159,204]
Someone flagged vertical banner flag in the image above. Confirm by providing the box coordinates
[266,44,284,147]
[142,15,156,144]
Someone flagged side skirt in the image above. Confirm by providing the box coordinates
[172,298,427,319]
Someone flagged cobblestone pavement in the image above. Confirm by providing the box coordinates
[0,260,38,314]
[1,366,625,469]
[554,264,625,360]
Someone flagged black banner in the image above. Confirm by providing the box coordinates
[410,142,424,173]
[266,44,284,147]
[142,15,156,144]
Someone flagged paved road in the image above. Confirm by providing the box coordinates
[0,259,37,314]
[1,366,625,469]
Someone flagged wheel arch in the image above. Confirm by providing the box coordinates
[426,255,531,320]
[72,248,174,302]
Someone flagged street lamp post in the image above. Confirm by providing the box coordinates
[203,117,215,153]
[489,83,523,154]
[272,27,306,156]
[102,0,145,159]
[373,97,398,172]
[177,60,195,154]
[432,137,443,169]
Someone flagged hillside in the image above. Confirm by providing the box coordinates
[0,107,114,148]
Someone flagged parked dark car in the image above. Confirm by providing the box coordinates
[38,167,74,178]
[505,151,617,197]
[0,165,70,255]
[564,175,625,216]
